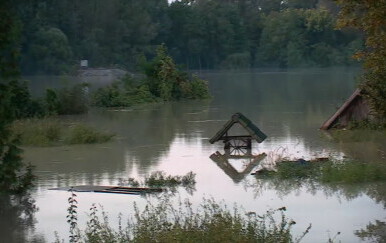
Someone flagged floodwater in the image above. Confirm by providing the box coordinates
[3,68,386,242]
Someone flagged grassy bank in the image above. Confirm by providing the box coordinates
[256,160,386,184]
[11,118,114,146]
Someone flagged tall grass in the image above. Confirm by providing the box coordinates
[60,191,310,243]
[11,118,114,146]
[11,119,62,146]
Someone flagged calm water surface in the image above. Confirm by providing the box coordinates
[4,68,386,242]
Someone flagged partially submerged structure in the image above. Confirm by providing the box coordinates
[320,89,372,130]
[210,151,266,183]
[209,113,267,155]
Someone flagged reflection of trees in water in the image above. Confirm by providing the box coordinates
[88,100,212,173]
[0,193,43,242]
[250,178,386,242]
[356,220,386,243]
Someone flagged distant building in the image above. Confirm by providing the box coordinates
[80,60,88,69]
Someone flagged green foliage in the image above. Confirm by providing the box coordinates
[0,0,35,194]
[67,189,80,243]
[92,78,158,108]
[319,161,386,184]
[336,1,386,119]
[92,45,210,107]
[258,8,354,67]
[11,119,62,146]
[45,88,60,116]
[66,124,114,145]
[24,27,73,74]
[11,118,114,146]
[56,83,89,115]
[220,52,250,69]
[13,0,361,73]
[123,171,196,188]
[60,193,310,243]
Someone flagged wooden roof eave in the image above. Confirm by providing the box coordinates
[320,89,361,130]
[209,119,236,144]
[209,113,267,144]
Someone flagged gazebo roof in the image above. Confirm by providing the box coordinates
[209,113,267,144]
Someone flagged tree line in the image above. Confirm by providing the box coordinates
[16,0,361,74]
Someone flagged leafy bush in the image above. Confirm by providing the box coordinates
[56,83,89,115]
[92,78,157,108]
[92,45,210,108]
[66,124,114,144]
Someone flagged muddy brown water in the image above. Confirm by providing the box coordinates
[3,68,386,242]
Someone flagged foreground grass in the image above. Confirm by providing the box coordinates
[11,118,114,146]
[61,191,310,243]
[256,160,386,184]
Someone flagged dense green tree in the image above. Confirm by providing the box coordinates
[336,0,386,119]
[116,0,158,68]
[0,0,35,193]
[25,27,72,74]
[258,8,357,67]
[11,0,362,72]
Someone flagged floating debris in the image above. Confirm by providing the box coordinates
[49,185,163,195]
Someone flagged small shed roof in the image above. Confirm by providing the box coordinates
[320,89,371,130]
[209,113,267,144]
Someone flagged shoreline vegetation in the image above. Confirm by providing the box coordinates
[11,45,210,147]
[255,159,386,184]
[91,45,210,108]
[16,1,361,75]
[11,119,114,146]
[59,191,311,243]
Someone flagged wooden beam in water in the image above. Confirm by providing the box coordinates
[49,185,163,195]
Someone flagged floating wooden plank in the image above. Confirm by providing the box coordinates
[49,185,163,195]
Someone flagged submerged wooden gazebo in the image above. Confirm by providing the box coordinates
[209,113,267,155]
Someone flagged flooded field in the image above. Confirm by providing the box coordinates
[3,68,386,242]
